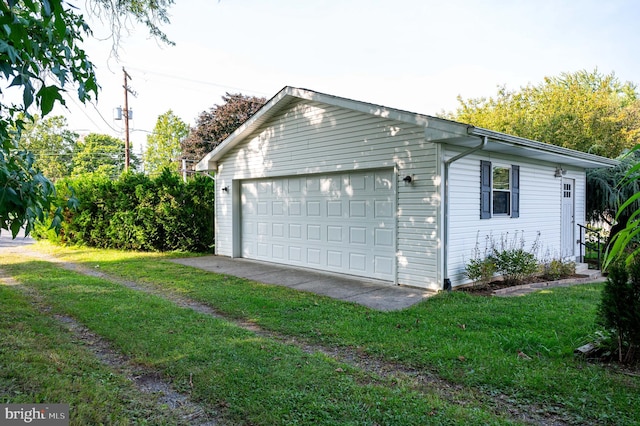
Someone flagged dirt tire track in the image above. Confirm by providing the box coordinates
[0,264,219,426]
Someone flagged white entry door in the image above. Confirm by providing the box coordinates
[561,178,575,258]
[240,170,396,281]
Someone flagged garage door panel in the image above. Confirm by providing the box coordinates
[327,250,343,268]
[272,201,284,215]
[375,228,394,246]
[350,174,366,190]
[289,223,302,239]
[306,201,321,216]
[375,200,394,218]
[289,201,302,215]
[375,256,394,275]
[272,222,285,237]
[307,248,321,264]
[327,201,342,217]
[306,177,320,192]
[349,226,367,244]
[327,225,343,243]
[349,200,366,217]
[289,246,302,261]
[307,224,321,240]
[257,201,268,215]
[349,253,367,272]
[258,181,271,193]
[241,170,395,281]
[375,171,394,189]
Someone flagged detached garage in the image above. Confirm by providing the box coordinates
[196,87,616,291]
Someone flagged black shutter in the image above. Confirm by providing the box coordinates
[480,160,492,219]
[511,165,520,218]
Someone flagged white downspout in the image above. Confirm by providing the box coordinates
[442,134,488,290]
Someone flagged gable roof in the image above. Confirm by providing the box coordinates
[196,86,619,171]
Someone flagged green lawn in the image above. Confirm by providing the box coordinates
[1,243,638,425]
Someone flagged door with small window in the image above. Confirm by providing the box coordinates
[561,178,575,258]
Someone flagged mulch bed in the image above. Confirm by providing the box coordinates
[457,274,591,296]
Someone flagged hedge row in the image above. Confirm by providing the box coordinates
[36,170,215,252]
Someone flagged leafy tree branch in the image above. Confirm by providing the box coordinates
[0,0,174,237]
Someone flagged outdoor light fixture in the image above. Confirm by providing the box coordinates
[554,166,566,178]
[222,186,229,192]
[403,175,415,184]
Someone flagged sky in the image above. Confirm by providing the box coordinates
[49,0,640,157]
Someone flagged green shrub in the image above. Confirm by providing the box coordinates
[489,231,540,285]
[540,258,576,280]
[464,257,496,287]
[464,231,541,287]
[34,169,215,253]
[597,257,640,363]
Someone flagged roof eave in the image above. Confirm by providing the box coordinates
[467,127,619,169]
[195,86,471,172]
[195,86,620,172]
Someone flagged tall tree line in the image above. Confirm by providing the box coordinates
[445,69,640,253]
[445,70,640,158]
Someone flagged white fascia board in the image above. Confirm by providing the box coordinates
[468,127,619,169]
[291,87,470,136]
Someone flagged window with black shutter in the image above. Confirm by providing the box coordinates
[480,161,520,219]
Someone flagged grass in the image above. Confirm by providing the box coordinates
[1,253,510,425]
[2,242,640,424]
[0,280,189,425]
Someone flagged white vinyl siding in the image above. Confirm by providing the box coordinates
[215,99,441,290]
[446,150,586,286]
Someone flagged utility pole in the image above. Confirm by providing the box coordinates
[123,67,132,171]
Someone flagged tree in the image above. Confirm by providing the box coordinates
[72,133,140,178]
[446,70,640,256]
[181,93,266,162]
[86,0,175,53]
[587,150,640,249]
[606,145,640,267]
[0,0,174,237]
[0,1,97,237]
[445,70,640,158]
[18,115,78,181]
[144,110,189,176]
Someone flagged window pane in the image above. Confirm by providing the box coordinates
[493,191,510,214]
[493,167,510,190]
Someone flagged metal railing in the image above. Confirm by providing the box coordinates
[577,224,604,270]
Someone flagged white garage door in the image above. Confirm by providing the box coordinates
[241,170,396,281]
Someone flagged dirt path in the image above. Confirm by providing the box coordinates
[1,246,573,425]
[0,266,219,426]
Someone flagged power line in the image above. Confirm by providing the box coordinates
[90,102,121,133]
[63,93,103,131]
[63,91,121,134]
[123,65,270,97]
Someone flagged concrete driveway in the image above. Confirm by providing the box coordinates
[0,228,35,249]
[170,255,434,311]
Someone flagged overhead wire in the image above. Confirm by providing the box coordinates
[62,90,121,134]
[123,65,270,97]
[89,101,123,134]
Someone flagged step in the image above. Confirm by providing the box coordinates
[575,262,591,274]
